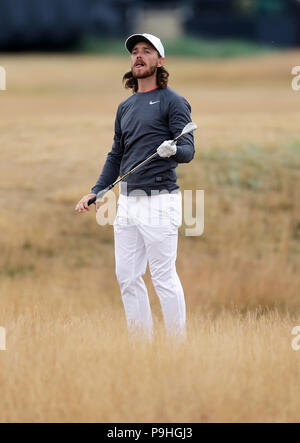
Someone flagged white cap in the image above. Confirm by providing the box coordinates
[125,33,165,58]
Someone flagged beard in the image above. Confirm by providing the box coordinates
[132,63,157,79]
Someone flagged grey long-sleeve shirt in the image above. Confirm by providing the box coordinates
[91,86,195,196]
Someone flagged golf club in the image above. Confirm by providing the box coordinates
[88,122,197,206]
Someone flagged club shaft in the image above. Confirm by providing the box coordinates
[88,124,195,206]
[116,129,187,183]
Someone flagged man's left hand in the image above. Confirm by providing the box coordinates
[157,140,177,158]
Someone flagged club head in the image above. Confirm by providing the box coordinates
[181,122,197,136]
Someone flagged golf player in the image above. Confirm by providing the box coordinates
[75,33,195,340]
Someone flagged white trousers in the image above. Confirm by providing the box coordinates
[113,192,186,340]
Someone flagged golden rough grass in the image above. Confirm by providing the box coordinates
[1,294,300,423]
[0,51,300,422]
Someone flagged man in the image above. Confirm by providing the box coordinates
[75,33,195,340]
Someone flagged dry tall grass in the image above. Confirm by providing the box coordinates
[0,51,300,422]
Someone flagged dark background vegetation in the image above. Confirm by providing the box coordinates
[0,0,300,53]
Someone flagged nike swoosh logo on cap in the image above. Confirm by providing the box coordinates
[149,100,160,105]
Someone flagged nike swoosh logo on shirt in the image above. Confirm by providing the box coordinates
[149,100,160,105]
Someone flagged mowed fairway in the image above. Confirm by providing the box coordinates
[0,52,300,422]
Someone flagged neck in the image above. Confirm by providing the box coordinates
[137,71,157,93]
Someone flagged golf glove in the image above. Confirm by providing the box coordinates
[157,140,177,158]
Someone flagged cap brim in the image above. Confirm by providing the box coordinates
[125,34,156,54]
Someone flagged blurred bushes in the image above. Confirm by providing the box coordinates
[77,35,273,58]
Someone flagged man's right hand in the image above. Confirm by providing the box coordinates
[75,193,96,213]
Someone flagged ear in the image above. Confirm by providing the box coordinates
[157,57,165,68]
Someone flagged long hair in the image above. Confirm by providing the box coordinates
[122,66,169,93]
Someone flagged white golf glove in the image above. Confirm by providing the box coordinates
[157,140,177,158]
